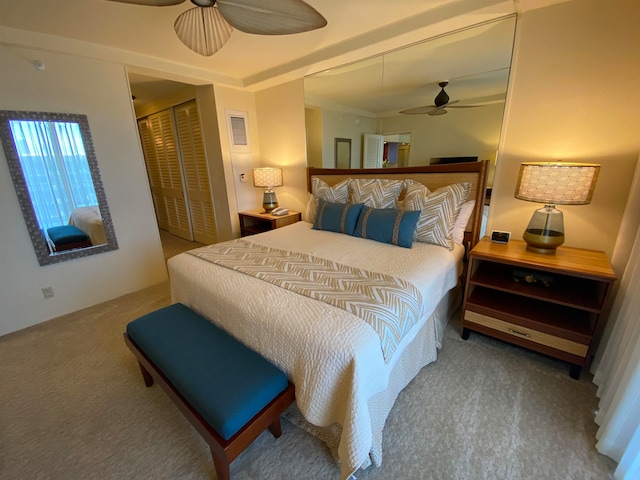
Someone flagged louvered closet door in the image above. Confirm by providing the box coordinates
[138,118,170,231]
[173,101,217,244]
[148,109,193,241]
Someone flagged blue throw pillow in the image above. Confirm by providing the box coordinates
[353,206,420,248]
[313,200,363,235]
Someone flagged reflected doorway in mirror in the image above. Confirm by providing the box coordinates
[334,138,351,168]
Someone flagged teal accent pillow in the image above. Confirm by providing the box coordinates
[353,206,420,248]
[313,200,364,235]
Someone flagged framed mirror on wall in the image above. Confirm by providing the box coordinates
[0,110,118,266]
[303,15,517,179]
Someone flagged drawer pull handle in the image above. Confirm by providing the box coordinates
[508,328,531,338]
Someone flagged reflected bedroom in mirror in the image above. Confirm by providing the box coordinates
[0,110,118,266]
[304,15,516,183]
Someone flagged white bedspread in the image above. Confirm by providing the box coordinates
[168,222,462,478]
[68,206,107,245]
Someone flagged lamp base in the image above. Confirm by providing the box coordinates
[523,229,565,254]
[522,205,565,254]
[262,190,278,213]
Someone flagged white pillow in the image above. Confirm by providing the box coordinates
[452,200,476,245]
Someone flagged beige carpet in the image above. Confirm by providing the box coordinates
[0,281,616,480]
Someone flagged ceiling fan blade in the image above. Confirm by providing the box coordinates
[174,6,233,56]
[399,105,436,115]
[446,105,484,109]
[428,108,448,116]
[217,0,327,35]
[107,0,185,6]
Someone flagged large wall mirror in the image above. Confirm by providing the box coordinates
[0,110,118,266]
[304,15,517,185]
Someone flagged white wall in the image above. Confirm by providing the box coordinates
[489,0,640,260]
[304,107,323,168]
[0,46,167,336]
[380,103,504,179]
[213,85,262,237]
[320,110,377,168]
[211,80,307,229]
[256,79,308,217]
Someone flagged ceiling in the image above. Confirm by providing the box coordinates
[0,0,567,105]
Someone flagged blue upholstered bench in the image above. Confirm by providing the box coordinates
[124,303,295,480]
[47,225,92,252]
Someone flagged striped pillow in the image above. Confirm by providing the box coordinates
[403,181,471,250]
[308,178,351,223]
[348,179,404,209]
[312,178,350,202]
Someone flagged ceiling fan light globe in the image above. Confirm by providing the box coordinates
[190,0,215,6]
[434,88,449,107]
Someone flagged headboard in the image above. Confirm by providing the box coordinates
[307,160,489,251]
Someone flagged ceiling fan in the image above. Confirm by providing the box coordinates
[107,0,327,56]
[399,81,483,116]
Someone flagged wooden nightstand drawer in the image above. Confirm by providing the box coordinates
[464,310,589,357]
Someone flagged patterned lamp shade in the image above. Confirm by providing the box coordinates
[252,168,283,188]
[514,162,600,254]
[515,162,600,205]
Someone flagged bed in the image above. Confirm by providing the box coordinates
[167,161,488,479]
[68,205,107,246]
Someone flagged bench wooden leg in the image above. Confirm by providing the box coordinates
[211,448,231,480]
[268,418,282,438]
[138,361,154,387]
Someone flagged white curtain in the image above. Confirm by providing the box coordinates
[593,222,640,480]
[9,120,97,231]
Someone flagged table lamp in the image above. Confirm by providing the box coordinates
[514,161,600,254]
[252,167,283,213]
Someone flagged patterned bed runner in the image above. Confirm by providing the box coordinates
[188,240,424,362]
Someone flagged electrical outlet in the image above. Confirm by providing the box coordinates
[42,286,54,299]
[240,173,247,183]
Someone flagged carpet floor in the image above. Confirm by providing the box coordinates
[0,281,616,479]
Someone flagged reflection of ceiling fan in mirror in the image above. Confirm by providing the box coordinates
[107,0,327,56]
[399,81,484,116]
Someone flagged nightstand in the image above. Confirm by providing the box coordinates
[461,237,616,379]
[238,209,301,237]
